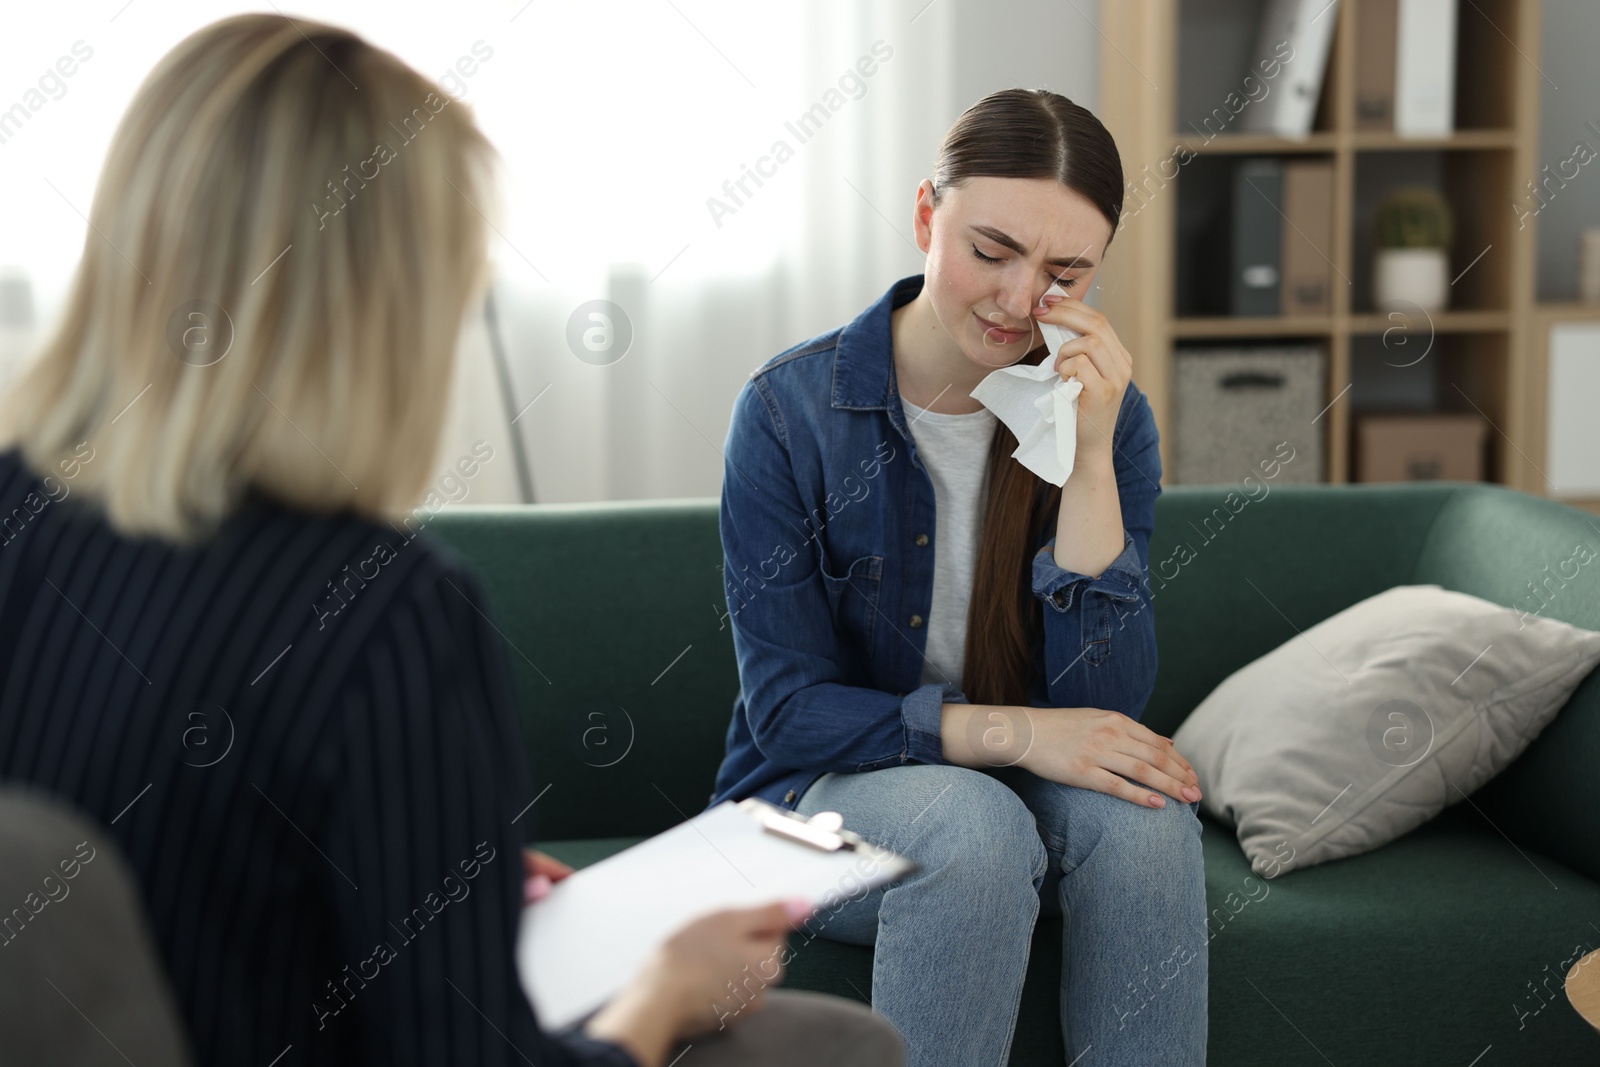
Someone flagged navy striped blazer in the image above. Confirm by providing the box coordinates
[0,447,635,1066]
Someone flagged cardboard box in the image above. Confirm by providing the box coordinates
[1356,413,1488,482]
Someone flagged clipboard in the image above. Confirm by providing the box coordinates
[516,797,918,1031]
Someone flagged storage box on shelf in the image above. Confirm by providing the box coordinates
[1173,345,1326,485]
[1354,411,1489,481]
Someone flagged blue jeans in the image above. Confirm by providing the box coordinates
[793,763,1208,1066]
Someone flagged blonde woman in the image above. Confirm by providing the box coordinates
[0,15,902,1067]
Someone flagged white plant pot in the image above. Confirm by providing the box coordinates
[1374,247,1449,312]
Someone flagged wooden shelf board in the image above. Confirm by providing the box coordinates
[1171,315,1333,339]
[1175,130,1515,157]
[1535,302,1600,320]
[1346,310,1512,333]
[1172,310,1511,339]
[1176,132,1337,155]
[1350,129,1518,152]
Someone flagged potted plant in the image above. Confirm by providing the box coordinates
[1373,186,1453,312]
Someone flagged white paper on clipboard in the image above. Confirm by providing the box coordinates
[516,797,917,1031]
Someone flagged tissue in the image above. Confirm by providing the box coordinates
[968,281,1084,486]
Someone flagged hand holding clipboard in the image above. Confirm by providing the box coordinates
[516,797,917,1032]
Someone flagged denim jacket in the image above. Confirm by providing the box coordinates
[707,274,1162,813]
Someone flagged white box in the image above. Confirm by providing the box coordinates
[1548,322,1600,497]
[1395,0,1457,136]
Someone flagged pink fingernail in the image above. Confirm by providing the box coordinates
[526,873,552,902]
[784,898,813,923]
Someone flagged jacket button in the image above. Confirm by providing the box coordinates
[783,790,797,803]
[915,533,929,546]
[909,614,923,627]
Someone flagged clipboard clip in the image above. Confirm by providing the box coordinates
[736,797,859,853]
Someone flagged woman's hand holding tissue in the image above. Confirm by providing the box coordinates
[1031,288,1132,462]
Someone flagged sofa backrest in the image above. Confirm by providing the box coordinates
[430,502,738,841]
[429,484,1600,876]
[1411,486,1600,882]
[1138,483,1452,738]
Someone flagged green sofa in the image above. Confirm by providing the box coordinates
[430,482,1600,1065]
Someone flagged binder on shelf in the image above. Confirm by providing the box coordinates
[1280,159,1335,315]
[1354,0,1399,129]
[1232,158,1284,317]
[516,798,918,1031]
[1240,0,1339,138]
[1395,0,1457,136]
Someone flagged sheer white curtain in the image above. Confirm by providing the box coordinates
[471,0,1103,503]
[0,0,1101,505]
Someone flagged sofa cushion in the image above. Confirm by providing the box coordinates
[1196,805,1600,1064]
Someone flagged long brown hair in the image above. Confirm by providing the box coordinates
[935,89,1125,707]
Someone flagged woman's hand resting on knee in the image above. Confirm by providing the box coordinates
[942,704,1201,810]
[583,899,813,1067]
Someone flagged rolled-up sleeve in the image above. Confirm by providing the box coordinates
[721,377,965,774]
[1032,529,1146,611]
[898,680,964,766]
[1029,387,1162,718]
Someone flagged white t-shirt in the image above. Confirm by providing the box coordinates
[900,394,997,691]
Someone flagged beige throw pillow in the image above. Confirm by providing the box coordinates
[1173,585,1600,878]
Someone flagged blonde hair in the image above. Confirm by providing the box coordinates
[0,13,498,543]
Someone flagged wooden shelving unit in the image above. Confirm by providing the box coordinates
[1097,0,1545,490]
